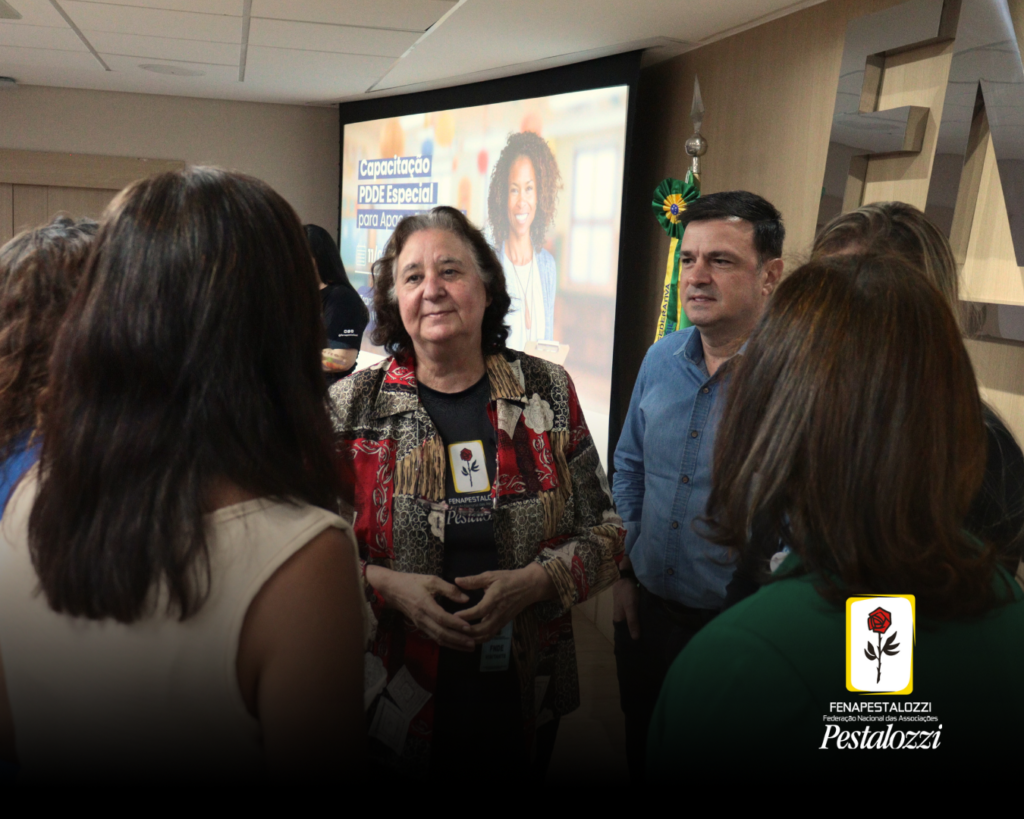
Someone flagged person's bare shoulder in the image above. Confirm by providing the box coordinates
[236,525,365,778]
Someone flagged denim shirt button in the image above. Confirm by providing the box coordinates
[671,521,679,529]
[701,387,710,394]
[681,475,690,484]
[667,568,675,576]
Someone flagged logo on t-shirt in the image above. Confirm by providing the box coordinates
[448,440,490,494]
[846,595,915,694]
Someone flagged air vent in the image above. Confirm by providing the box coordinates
[0,1,22,20]
[140,64,204,77]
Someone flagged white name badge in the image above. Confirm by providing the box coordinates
[480,620,513,672]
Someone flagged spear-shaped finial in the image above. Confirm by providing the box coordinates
[685,76,707,185]
[690,76,704,133]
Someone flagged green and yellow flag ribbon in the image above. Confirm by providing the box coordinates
[652,172,700,342]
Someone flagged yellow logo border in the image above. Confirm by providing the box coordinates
[447,439,490,494]
[845,594,915,695]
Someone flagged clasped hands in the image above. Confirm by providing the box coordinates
[364,563,555,652]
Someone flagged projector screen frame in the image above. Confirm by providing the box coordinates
[337,51,643,467]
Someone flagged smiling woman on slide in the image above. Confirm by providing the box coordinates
[487,131,562,350]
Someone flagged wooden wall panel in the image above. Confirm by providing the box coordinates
[46,187,119,222]
[0,149,182,190]
[967,338,1024,443]
[0,185,118,241]
[0,146,177,241]
[12,186,48,235]
[0,184,12,246]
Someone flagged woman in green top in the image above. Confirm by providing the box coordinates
[647,254,1024,771]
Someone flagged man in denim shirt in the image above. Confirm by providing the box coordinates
[612,191,784,782]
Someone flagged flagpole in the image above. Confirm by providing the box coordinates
[652,77,707,342]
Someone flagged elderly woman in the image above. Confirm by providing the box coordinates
[487,131,562,349]
[648,255,1024,768]
[329,205,623,776]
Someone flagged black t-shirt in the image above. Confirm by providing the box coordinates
[417,373,499,610]
[321,285,368,349]
[418,373,519,753]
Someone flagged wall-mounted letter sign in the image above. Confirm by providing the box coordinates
[820,0,1024,267]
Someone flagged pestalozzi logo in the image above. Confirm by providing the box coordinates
[817,594,941,750]
[846,595,914,695]
[820,722,942,750]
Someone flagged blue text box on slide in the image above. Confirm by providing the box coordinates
[356,209,425,231]
[357,182,438,207]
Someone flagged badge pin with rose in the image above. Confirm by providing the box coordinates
[459,447,481,488]
[864,607,900,683]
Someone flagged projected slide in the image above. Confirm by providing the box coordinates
[341,86,629,462]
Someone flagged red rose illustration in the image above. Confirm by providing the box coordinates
[458,447,480,487]
[867,607,892,634]
[864,607,900,684]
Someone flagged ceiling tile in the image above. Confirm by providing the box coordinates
[251,0,455,32]
[374,0,791,91]
[0,44,103,69]
[244,45,395,101]
[0,58,290,102]
[67,0,241,15]
[88,30,239,65]
[61,0,241,42]
[1,0,829,106]
[0,0,71,27]
[248,18,417,57]
[101,52,238,79]
[0,22,87,50]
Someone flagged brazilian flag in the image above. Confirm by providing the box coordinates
[652,172,700,342]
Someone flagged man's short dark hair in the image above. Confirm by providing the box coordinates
[680,190,784,263]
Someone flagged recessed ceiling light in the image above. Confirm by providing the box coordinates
[140,64,204,77]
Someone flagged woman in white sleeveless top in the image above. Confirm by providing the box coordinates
[0,167,365,781]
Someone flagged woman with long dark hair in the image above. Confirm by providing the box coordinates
[648,254,1024,766]
[0,168,365,781]
[305,224,369,383]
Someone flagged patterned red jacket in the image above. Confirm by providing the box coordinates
[328,350,624,772]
